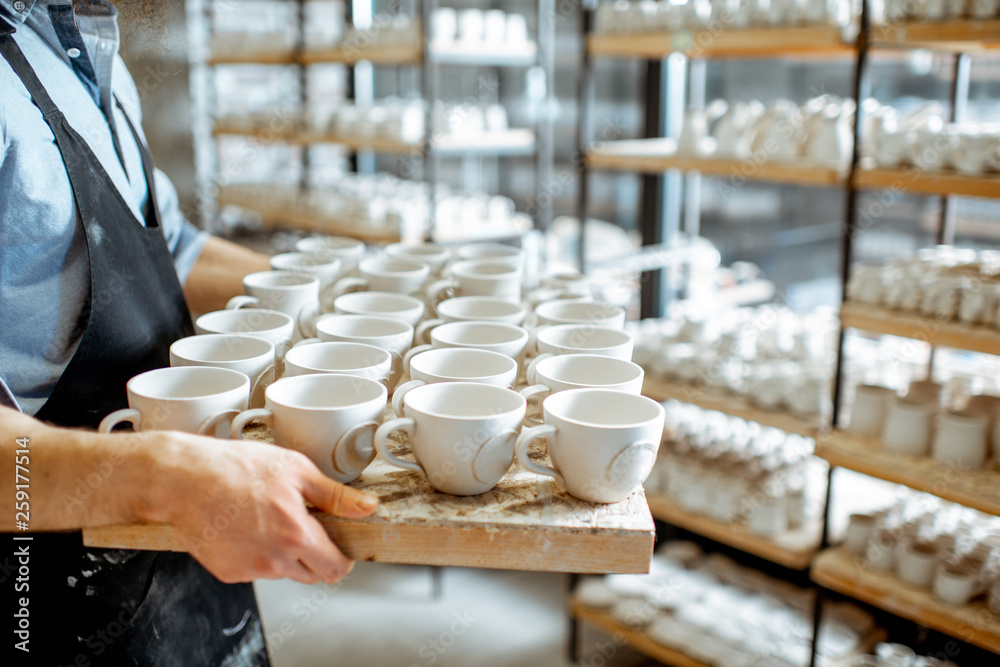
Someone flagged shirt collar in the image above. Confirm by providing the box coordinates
[0,0,41,24]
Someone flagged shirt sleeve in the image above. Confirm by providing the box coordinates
[154,166,208,285]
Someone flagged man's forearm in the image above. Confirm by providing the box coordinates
[0,406,165,531]
[183,235,272,315]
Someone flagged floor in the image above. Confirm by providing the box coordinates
[255,563,657,667]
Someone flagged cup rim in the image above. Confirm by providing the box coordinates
[437,295,526,318]
[431,321,528,345]
[360,256,430,276]
[296,235,366,254]
[535,353,643,386]
[127,366,250,401]
[270,252,342,270]
[535,300,624,322]
[403,381,525,421]
[244,270,320,290]
[170,333,275,362]
[265,373,387,410]
[195,308,295,333]
[536,323,631,349]
[334,291,425,311]
[411,347,517,380]
[543,388,664,429]
[285,341,391,371]
[315,313,414,338]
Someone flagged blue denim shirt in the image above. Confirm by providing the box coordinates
[0,0,207,414]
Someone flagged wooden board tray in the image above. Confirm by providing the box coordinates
[642,377,822,437]
[841,301,1000,356]
[83,426,655,574]
[816,430,1000,517]
[812,546,1000,654]
[854,166,1000,200]
[871,20,1000,51]
[646,494,822,570]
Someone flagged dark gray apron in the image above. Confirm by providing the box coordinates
[0,17,269,666]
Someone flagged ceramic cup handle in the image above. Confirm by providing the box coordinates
[373,417,424,477]
[392,379,425,417]
[226,295,260,310]
[414,318,444,346]
[331,421,379,478]
[197,409,242,438]
[401,344,433,376]
[518,384,551,427]
[249,364,276,409]
[514,424,563,486]
[98,408,142,433]
[231,408,273,439]
[525,352,551,386]
[425,279,458,310]
[387,352,404,393]
[297,302,321,339]
[328,277,369,302]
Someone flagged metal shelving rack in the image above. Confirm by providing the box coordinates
[573,3,1000,667]
[187,0,556,243]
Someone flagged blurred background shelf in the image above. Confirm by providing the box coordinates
[642,377,823,437]
[586,140,848,186]
[871,20,1000,51]
[586,25,857,59]
[645,494,822,570]
[815,430,1000,517]
[853,167,1000,199]
[299,41,537,67]
[840,301,1000,355]
[812,546,1000,654]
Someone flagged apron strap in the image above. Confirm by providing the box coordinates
[116,97,163,229]
[0,18,62,120]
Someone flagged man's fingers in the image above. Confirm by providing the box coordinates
[296,516,354,584]
[301,470,380,518]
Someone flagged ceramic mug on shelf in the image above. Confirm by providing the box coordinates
[226,270,322,339]
[374,382,526,496]
[931,409,990,470]
[933,562,982,606]
[98,366,249,436]
[959,281,1000,325]
[844,513,877,556]
[332,291,426,326]
[169,334,275,409]
[896,540,939,589]
[295,235,366,275]
[846,385,896,437]
[515,388,664,504]
[881,398,936,457]
[231,373,387,484]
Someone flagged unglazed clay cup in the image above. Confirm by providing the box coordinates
[374,382,526,495]
[515,388,664,504]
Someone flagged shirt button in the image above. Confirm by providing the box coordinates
[13,1,26,11]
[67,47,81,59]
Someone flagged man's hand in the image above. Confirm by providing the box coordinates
[139,432,379,585]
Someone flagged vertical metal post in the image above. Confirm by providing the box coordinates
[421,0,438,242]
[639,58,667,319]
[575,1,596,274]
[535,0,556,235]
[937,53,971,246]
[296,0,310,190]
[568,573,580,663]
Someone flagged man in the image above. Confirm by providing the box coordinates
[0,0,377,664]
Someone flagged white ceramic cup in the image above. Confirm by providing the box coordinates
[169,334,275,409]
[515,388,664,504]
[384,242,450,275]
[98,366,249,436]
[846,385,896,437]
[534,300,627,330]
[933,562,981,606]
[454,242,522,269]
[882,398,936,457]
[521,352,645,418]
[844,513,876,556]
[404,321,530,372]
[194,309,296,358]
[332,291,426,326]
[959,281,1000,325]
[328,257,431,300]
[393,347,519,415]
[534,324,634,360]
[230,374,387,484]
[284,341,393,389]
[427,259,522,306]
[227,270,322,338]
[295,235,366,274]
[416,296,528,343]
[374,382,526,496]
[312,314,413,383]
[896,541,939,589]
[931,409,990,469]
[270,252,342,291]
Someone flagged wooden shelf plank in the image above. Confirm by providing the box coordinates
[642,377,822,437]
[871,20,1000,51]
[646,495,822,570]
[812,546,1000,654]
[840,301,1000,356]
[586,140,847,187]
[587,25,856,59]
[212,124,536,156]
[299,42,422,65]
[854,167,1000,200]
[571,599,886,667]
[298,41,537,66]
[83,427,654,575]
[206,51,298,66]
[815,430,1000,517]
